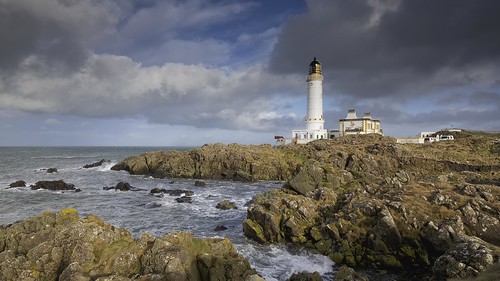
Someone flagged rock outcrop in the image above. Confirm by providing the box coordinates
[110,131,500,279]
[30,180,76,191]
[83,159,111,168]
[111,143,297,181]
[216,200,238,210]
[103,182,144,191]
[8,180,26,188]
[241,133,500,278]
[0,209,258,281]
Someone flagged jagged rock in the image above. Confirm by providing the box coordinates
[176,196,193,203]
[195,180,206,187]
[83,159,110,168]
[216,199,238,210]
[459,199,500,245]
[103,182,143,191]
[286,271,323,281]
[8,180,26,188]
[214,225,227,231]
[421,217,465,253]
[150,188,194,196]
[334,266,369,281]
[0,210,257,281]
[46,167,58,173]
[432,235,499,280]
[31,180,75,191]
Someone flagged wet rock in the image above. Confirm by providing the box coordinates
[83,159,110,168]
[150,188,194,196]
[0,209,257,280]
[103,182,143,191]
[176,196,193,203]
[150,187,163,194]
[216,199,238,210]
[214,225,227,231]
[46,167,58,173]
[31,180,75,191]
[195,180,206,187]
[286,271,323,281]
[334,266,369,281]
[8,180,26,188]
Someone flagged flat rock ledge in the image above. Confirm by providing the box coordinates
[0,209,259,281]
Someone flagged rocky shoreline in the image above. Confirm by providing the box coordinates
[111,131,499,280]
[0,209,262,281]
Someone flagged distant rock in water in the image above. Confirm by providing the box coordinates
[8,180,26,188]
[216,199,238,210]
[150,187,194,196]
[176,196,193,203]
[195,180,206,187]
[0,209,257,280]
[103,181,143,191]
[214,224,227,231]
[31,180,75,191]
[46,167,58,173]
[83,159,110,168]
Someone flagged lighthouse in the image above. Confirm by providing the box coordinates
[306,57,324,131]
[287,57,328,144]
[275,57,384,145]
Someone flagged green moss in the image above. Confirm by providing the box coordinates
[332,252,344,264]
[379,254,403,269]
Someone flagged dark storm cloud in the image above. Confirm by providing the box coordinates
[269,0,500,98]
[0,0,121,73]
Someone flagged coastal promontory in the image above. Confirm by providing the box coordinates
[112,131,500,279]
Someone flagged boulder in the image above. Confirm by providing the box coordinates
[216,199,238,210]
[334,266,369,281]
[83,159,110,168]
[8,180,26,188]
[103,182,143,191]
[195,180,206,187]
[214,225,227,231]
[31,180,75,191]
[46,168,58,173]
[0,209,257,281]
[150,188,194,196]
[176,196,193,203]
[286,271,323,281]
[432,235,499,280]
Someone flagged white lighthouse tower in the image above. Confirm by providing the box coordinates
[306,57,325,131]
[289,57,328,144]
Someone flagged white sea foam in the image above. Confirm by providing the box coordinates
[97,161,116,171]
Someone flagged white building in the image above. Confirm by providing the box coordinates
[338,109,383,137]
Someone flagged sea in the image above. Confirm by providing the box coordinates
[0,146,336,280]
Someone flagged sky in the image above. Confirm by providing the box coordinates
[0,0,499,146]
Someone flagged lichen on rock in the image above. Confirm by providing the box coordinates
[0,210,258,281]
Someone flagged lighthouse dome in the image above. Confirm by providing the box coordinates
[308,57,322,75]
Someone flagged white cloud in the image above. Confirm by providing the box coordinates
[0,52,303,132]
